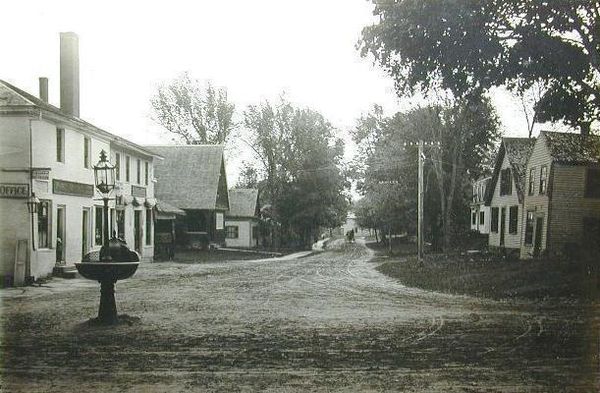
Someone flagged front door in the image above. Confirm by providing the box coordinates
[500,207,506,246]
[82,208,90,258]
[134,210,141,252]
[533,217,544,257]
[56,206,66,264]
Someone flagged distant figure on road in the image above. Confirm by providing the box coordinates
[346,230,355,243]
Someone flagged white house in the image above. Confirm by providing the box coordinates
[225,189,260,248]
[0,32,159,286]
[485,137,536,255]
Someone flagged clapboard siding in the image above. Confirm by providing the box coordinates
[520,135,551,259]
[489,154,522,249]
[549,165,600,251]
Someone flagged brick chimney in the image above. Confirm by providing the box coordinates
[39,77,48,103]
[60,32,79,117]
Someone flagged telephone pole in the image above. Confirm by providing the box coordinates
[418,140,424,263]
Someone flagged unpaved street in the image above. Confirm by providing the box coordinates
[1,240,599,392]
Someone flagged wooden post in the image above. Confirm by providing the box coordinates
[418,140,424,262]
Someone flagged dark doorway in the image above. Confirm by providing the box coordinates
[134,210,141,252]
[534,217,544,257]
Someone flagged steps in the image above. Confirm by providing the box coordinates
[52,265,78,279]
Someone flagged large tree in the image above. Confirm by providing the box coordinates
[244,98,349,248]
[353,95,499,251]
[151,72,235,144]
[360,0,599,134]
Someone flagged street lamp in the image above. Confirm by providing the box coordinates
[93,150,115,261]
[26,192,40,251]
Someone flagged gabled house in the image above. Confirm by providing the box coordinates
[224,188,260,248]
[148,145,230,249]
[485,137,536,254]
[520,131,600,259]
[470,177,491,234]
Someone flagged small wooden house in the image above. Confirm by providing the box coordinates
[224,188,261,248]
[520,131,600,258]
[470,177,491,234]
[148,145,230,249]
[485,138,536,254]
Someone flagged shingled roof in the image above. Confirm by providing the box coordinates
[148,145,229,210]
[227,189,259,218]
[0,79,157,158]
[541,131,600,165]
[485,137,536,204]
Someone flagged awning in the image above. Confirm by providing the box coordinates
[155,199,186,216]
[144,198,157,208]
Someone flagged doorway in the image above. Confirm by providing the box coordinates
[56,206,66,263]
[134,210,141,252]
[500,207,506,246]
[82,208,90,258]
[533,217,544,257]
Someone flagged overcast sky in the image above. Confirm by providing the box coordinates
[2,0,541,182]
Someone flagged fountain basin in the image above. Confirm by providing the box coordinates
[75,262,139,282]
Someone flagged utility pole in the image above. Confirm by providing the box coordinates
[418,140,424,263]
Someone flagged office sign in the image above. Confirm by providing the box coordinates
[0,183,29,198]
[53,179,94,197]
[131,186,147,198]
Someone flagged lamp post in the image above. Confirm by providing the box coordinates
[26,192,40,251]
[93,150,115,262]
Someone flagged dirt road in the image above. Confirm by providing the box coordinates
[1,240,598,392]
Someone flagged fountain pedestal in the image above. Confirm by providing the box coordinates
[75,261,139,325]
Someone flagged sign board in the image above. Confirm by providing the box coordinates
[0,183,29,198]
[53,179,94,197]
[31,169,50,180]
[131,186,147,198]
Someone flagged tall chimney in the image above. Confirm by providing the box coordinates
[39,77,48,103]
[60,32,79,117]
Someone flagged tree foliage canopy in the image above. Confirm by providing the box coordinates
[151,72,235,144]
[353,95,499,250]
[244,98,349,247]
[360,0,600,133]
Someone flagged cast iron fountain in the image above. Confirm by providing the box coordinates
[75,150,140,325]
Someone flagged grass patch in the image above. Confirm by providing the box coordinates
[370,242,599,301]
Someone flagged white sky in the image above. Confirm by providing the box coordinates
[1,0,547,183]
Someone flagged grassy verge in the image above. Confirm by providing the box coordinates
[369,241,599,301]
[158,249,277,263]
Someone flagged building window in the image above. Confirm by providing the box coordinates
[83,136,91,168]
[145,209,152,245]
[500,168,512,196]
[585,168,600,198]
[539,165,547,194]
[116,209,125,239]
[94,206,104,246]
[226,225,239,239]
[491,207,499,233]
[528,167,535,196]
[524,211,535,245]
[125,156,130,182]
[471,212,476,225]
[479,211,485,225]
[136,159,141,184]
[115,153,121,181]
[144,162,149,185]
[216,212,224,230]
[509,205,518,234]
[56,128,65,163]
[252,225,259,239]
[38,200,51,248]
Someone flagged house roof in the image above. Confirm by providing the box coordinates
[147,145,227,210]
[485,137,536,205]
[541,131,600,165]
[227,188,259,218]
[0,79,159,159]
